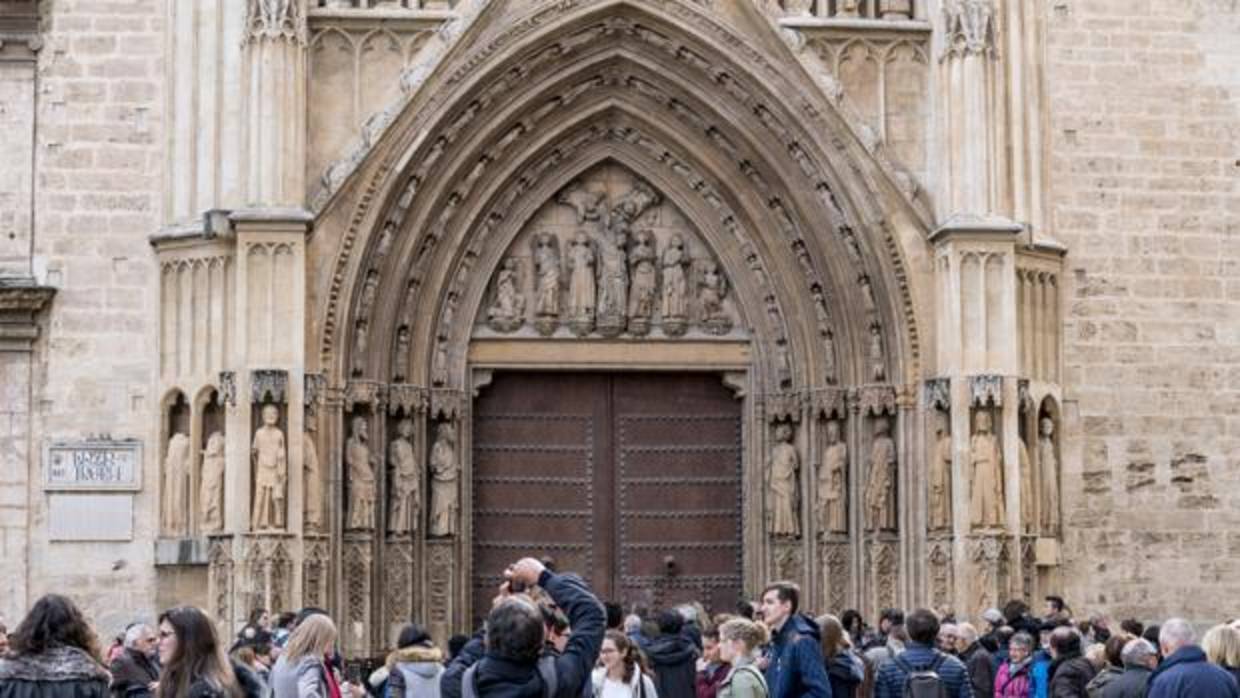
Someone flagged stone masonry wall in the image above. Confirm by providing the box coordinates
[18,0,165,633]
[1047,0,1240,623]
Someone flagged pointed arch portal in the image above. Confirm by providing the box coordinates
[304,0,942,653]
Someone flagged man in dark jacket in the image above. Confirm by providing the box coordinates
[957,623,994,698]
[442,557,605,698]
[1103,638,1157,698]
[109,624,160,698]
[1147,618,1240,698]
[647,611,700,698]
[873,609,970,698]
[1047,627,1095,698]
[760,582,833,698]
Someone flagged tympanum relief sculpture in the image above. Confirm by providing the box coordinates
[865,417,897,532]
[388,418,420,535]
[162,432,191,536]
[428,422,460,537]
[767,423,800,538]
[969,410,1005,530]
[200,431,225,533]
[346,416,377,530]
[252,404,288,531]
[472,164,740,341]
[818,419,847,534]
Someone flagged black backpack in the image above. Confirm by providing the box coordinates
[462,656,558,698]
[892,653,949,698]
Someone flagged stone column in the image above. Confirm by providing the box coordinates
[242,0,308,207]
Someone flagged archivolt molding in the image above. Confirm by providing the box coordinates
[313,0,930,386]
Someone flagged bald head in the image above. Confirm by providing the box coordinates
[1160,618,1195,656]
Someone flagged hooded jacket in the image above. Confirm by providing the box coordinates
[387,646,445,698]
[761,615,832,698]
[1147,646,1239,698]
[0,645,111,698]
[824,652,863,698]
[645,632,699,698]
[441,570,605,698]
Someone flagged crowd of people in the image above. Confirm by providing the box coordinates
[0,561,1238,698]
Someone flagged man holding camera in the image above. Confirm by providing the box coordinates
[442,557,605,698]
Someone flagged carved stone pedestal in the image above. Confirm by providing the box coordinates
[342,532,375,656]
[383,536,416,646]
[818,537,850,613]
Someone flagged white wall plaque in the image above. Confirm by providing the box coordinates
[44,439,142,491]
[48,493,134,541]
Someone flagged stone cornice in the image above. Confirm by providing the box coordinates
[928,213,1023,244]
[0,278,55,352]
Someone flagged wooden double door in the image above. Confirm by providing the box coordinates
[471,372,743,625]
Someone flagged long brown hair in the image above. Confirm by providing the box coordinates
[156,607,239,698]
[8,594,102,662]
[604,629,649,684]
[816,614,851,659]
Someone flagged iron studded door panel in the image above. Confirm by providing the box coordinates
[472,372,742,626]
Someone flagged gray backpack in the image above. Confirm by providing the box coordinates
[892,653,949,698]
[461,656,558,698]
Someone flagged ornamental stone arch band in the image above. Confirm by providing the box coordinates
[147,0,1066,655]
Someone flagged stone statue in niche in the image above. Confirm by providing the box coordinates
[162,432,191,535]
[429,423,460,537]
[766,423,800,538]
[929,415,952,531]
[357,270,379,321]
[699,260,733,335]
[251,404,287,531]
[1039,417,1060,534]
[595,235,629,337]
[864,417,897,531]
[199,431,225,533]
[532,232,561,335]
[818,419,848,534]
[1018,432,1035,532]
[486,257,526,333]
[627,231,658,335]
[432,340,448,387]
[869,325,886,382]
[304,421,324,533]
[388,418,419,535]
[392,325,410,382]
[566,231,596,336]
[969,410,1005,530]
[351,319,368,377]
[346,416,377,530]
[661,234,689,336]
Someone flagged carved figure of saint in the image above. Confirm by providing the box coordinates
[304,423,324,533]
[766,424,800,538]
[487,257,526,332]
[392,325,410,382]
[251,404,287,531]
[627,231,658,330]
[869,325,886,382]
[929,420,952,531]
[864,417,897,531]
[1019,434,1035,532]
[346,417,377,530]
[162,432,191,535]
[388,418,419,535]
[596,236,629,333]
[969,410,1005,529]
[199,431,225,533]
[818,420,847,534]
[533,233,561,322]
[699,260,732,334]
[357,271,379,321]
[661,234,689,332]
[1039,417,1060,533]
[566,232,596,331]
[429,423,460,537]
[351,319,368,377]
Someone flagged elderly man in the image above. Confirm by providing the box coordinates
[956,623,994,698]
[1102,638,1158,698]
[1147,618,1239,698]
[109,623,160,698]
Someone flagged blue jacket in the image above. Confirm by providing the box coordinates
[762,614,832,698]
[1031,650,1051,698]
[874,642,973,698]
[1147,646,1239,698]
[441,571,605,698]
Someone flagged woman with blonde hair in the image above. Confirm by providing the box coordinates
[1203,624,1240,686]
[270,614,342,698]
[716,619,768,698]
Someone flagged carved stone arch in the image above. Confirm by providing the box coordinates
[312,0,933,386]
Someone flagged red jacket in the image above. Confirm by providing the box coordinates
[697,663,729,698]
